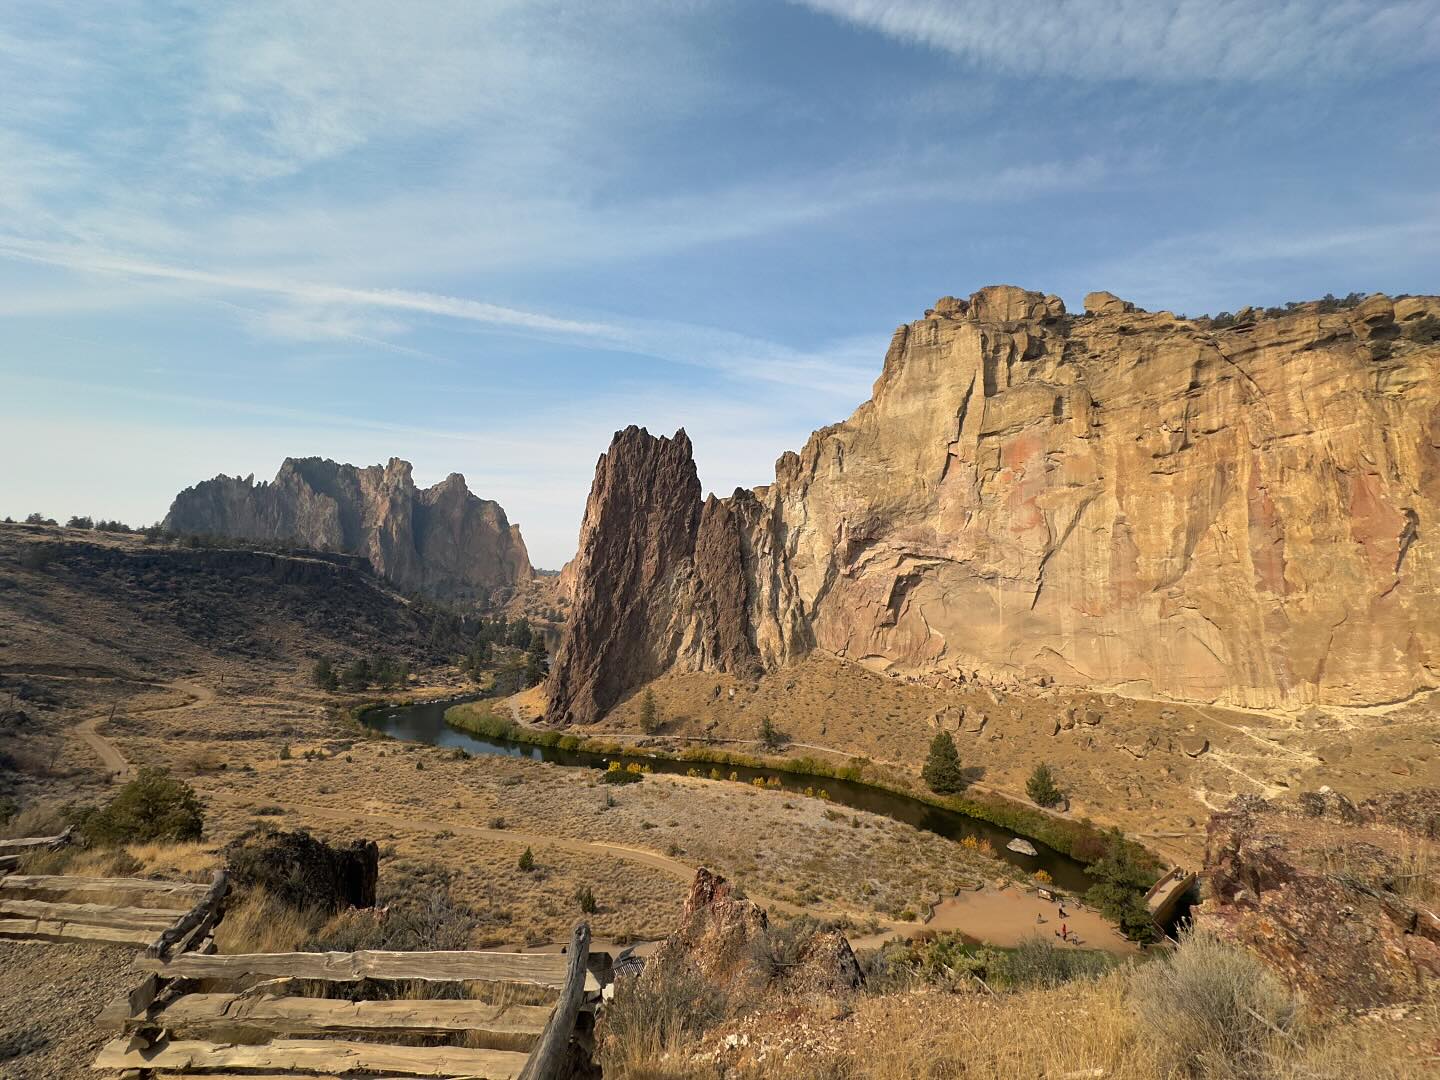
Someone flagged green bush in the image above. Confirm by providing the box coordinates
[922,731,964,794]
[1084,828,1158,942]
[575,884,598,914]
[1026,762,1063,808]
[70,767,203,846]
[517,846,534,872]
[638,688,660,734]
[989,935,1114,989]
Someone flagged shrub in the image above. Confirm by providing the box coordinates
[66,515,94,530]
[749,915,825,982]
[71,767,203,846]
[517,846,534,872]
[601,761,641,785]
[279,743,292,760]
[311,658,338,691]
[989,935,1114,989]
[596,955,729,1075]
[1026,762,1063,808]
[923,731,964,794]
[575,884,598,914]
[638,688,660,734]
[759,716,785,751]
[1131,929,1299,1079]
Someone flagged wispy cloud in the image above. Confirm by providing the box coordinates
[0,236,880,395]
[794,0,1440,81]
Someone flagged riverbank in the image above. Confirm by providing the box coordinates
[441,698,1161,880]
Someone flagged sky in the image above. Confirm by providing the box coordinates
[2,1,1437,567]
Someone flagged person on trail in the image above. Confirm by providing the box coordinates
[1058,905,1068,918]
[1061,923,1068,941]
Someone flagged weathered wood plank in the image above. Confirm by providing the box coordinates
[94,1035,530,1078]
[0,826,73,853]
[0,874,207,902]
[146,870,228,959]
[134,948,576,988]
[149,993,550,1050]
[99,974,160,1032]
[0,916,156,947]
[0,898,178,930]
[519,923,590,1080]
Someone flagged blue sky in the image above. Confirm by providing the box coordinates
[2,1,1437,567]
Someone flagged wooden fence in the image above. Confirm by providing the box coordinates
[0,843,606,1078]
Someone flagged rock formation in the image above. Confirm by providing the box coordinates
[164,457,531,600]
[1196,788,1440,1010]
[550,286,1440,722]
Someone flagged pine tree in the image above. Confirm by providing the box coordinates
[523,634,549,687]
[1026,762,1063,808]
[312,657,338,691]
[517,846,535,872]
[922,731,964,794]
[639,689,660,734]
[759,716,784,751]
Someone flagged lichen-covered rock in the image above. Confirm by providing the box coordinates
[164,457,530,601]
[554,286,1440,716]
[1196,789,1440,1010]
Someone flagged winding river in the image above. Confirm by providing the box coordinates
[361,695,1096,895]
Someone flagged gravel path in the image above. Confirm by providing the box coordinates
[0,942,135,1079]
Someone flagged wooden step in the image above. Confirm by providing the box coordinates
[94,1035,530,1079]
[146,993,550,1051]
[0,898,179,931]
[0,915,156,948]
[134,948,584,990]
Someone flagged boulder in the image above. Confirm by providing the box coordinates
[224,827,378,912]
[1083,290,1137,316]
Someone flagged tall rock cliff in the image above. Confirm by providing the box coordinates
[549,286,1440,722]
[164,457,531,601]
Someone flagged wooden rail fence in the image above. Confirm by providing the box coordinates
[0,843,606,1077]
[95,922,600,1080]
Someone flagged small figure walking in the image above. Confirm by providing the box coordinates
[1061,923,1069,941]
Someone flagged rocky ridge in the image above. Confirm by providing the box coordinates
[549,286,1440,724]
[164,457,531,601]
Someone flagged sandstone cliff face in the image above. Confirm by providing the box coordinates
[164,457,531,600]
[551,287,1440,722]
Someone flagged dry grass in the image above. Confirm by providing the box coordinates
[211,889,329,954]
[598,931,1440,1080]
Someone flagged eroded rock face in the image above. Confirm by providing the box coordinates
[543,429,771,725]
[164,457,530,601]
[555,286,1440,717]
[1196,789,1440,1010]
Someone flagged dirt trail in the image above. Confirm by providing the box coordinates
[6,669,216,781]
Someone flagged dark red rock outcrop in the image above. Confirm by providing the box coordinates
[164,457,530,601]
[544,428,760,725]
[1196,789,1440,1011]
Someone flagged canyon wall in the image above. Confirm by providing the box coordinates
[164,457,531,600]
[547,287,1440,723]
